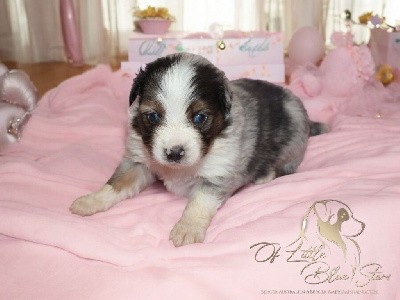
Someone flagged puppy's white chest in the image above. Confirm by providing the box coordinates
[163,178,196,198]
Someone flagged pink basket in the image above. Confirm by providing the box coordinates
[138,19,172,35]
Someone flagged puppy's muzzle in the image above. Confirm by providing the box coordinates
[165,145,185,162]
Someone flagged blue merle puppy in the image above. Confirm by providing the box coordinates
[70,53,327,247]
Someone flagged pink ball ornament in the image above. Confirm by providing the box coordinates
[0,63,38,150]
[288,26,325,66]
[60,0,83,66]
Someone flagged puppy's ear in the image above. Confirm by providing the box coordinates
[193,61,232,119]
[212,70,232,118]
[220,76,232,118]
[129,67,146,106]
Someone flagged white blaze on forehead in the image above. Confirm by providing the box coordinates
[151,60,203,167]
[158,61,195,120]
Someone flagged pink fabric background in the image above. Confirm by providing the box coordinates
[1,65,399,299]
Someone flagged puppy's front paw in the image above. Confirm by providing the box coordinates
[70,185,117,216]
[70,194,107,216]
[169,220,207,247]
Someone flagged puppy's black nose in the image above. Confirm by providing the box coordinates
[165,146,185,162]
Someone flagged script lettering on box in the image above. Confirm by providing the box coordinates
[139,40,167,56]
[239,38,270,57]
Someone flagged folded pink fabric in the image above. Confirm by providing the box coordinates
[1,65,399,299]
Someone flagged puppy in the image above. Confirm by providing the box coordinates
[70,53,327,247]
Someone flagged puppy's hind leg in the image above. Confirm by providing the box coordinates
[254,170,276,185]
[70,157,155,216]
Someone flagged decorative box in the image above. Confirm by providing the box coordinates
[121,31,284,82]
[368,28,400,69]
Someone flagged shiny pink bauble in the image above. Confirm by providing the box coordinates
[288,26,325,66]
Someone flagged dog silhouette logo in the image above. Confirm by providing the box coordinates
[297,199,365,268]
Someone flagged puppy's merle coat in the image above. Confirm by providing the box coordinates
[70,53,327,247]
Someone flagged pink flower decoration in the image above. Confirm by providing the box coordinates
[351,45,375,80]
[331,31,353,47]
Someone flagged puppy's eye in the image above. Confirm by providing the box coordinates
[147,112,161,124]
[193,113,208,125]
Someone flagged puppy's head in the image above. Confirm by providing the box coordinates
[129,53,232,169]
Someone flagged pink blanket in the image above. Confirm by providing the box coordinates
[1,65,399,299]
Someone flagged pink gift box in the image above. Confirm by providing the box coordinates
[121,61,284,83]
[368,28,400,69]
[123,31,284,82]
